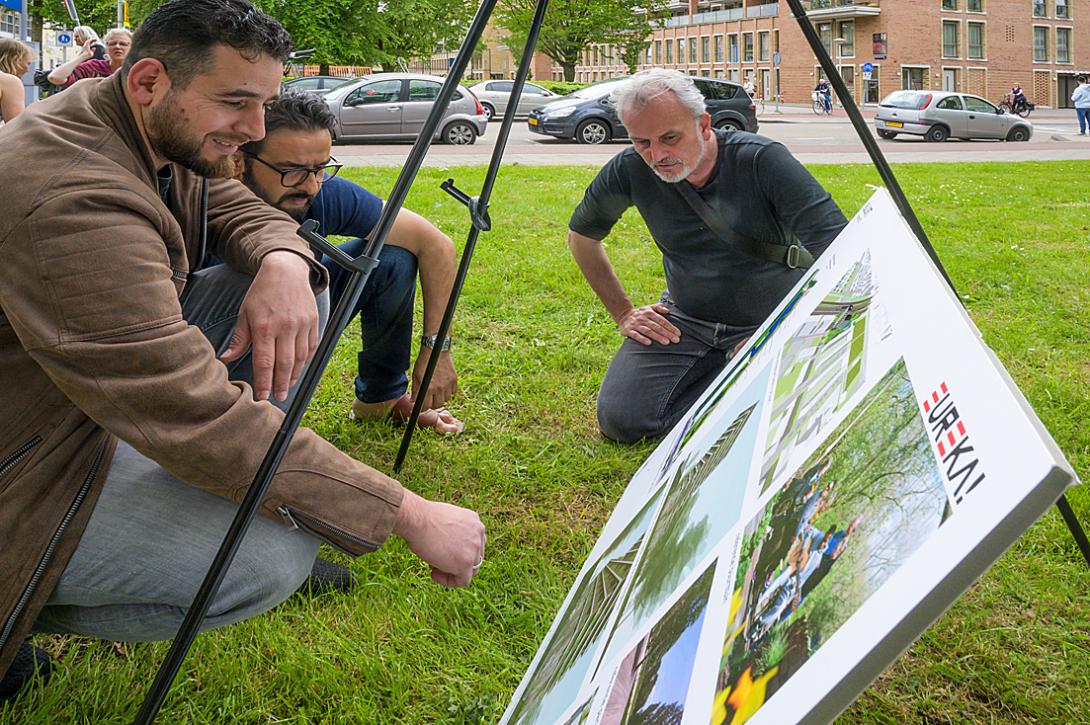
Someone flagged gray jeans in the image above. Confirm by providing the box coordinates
[34,265,329,642]
[597,293,751,444]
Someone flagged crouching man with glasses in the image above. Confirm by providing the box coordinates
[229,90,463,435]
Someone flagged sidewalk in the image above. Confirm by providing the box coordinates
[758,104,1076,124]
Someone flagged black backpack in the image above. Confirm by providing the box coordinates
[33,69,63,97]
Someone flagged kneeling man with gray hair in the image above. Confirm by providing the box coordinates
[568,69,848,443]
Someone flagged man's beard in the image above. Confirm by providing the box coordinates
[650,126,708,183]
[145,93,238,179]
[241,164,314,221]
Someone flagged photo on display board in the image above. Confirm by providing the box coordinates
[600,564,716,724]
[507,490,665,725]
[604,366,767,663]
[760,252,878,493]
[713,358,949,724]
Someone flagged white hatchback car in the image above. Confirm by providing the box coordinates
[466,80,559,121]
[874,90,1033,143]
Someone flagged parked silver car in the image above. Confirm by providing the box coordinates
[466,80,559,121]
[874,90,1033,143]
[320,73,488,144]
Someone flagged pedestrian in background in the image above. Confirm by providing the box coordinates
[47,28,131,89]
[1072,76,1090,136]
[0,37,33,122]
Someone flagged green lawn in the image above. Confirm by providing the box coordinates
[4,161,1089,724]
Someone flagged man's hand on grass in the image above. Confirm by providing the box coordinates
[394,490,485,587]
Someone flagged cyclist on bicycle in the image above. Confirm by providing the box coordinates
[1009,84,1028,113]
[743,77,756,98]
[814,79,832,113]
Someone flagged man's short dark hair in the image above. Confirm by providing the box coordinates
[241,90,337,155]
[124,0,292,89]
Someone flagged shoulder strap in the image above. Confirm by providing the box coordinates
[674,175,814,270]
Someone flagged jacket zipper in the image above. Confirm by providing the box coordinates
[276,505,378,556]
[0,436,42,480]
[0,444,105,652]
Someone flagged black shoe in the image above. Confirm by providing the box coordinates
[298,557,356,596]
[0,640,52,703]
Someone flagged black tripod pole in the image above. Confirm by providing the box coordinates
[394,0,552,472]
[131,2,500,722]
[783,0,1089,568]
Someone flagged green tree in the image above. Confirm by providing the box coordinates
[497,0,665,82]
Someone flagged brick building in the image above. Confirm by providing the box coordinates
[573,0,1089,108]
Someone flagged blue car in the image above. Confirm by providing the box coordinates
[528,76,758,144]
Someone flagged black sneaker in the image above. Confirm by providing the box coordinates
[298,556,356,596]
[0,640,52,703]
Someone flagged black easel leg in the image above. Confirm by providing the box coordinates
[1056,494,1090,567]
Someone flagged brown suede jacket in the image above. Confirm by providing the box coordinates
[0,73,404,677]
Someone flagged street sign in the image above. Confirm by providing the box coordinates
[772,51,781,66]
[862,62,874,74]
[57,32,73,46]
[863,71,872,81]
[63,0,80,24]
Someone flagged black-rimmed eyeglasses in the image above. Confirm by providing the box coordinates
[243,152,342,188]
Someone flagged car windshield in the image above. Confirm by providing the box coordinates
[329,78,355,92]
[569,80,626,100]
[880,92,932,110]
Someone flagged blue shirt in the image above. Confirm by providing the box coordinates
[306,175,384,239]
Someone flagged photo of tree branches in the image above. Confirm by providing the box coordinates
[712,358,949,725]
[508,489,664,725]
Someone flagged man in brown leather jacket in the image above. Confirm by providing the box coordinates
[0,0,485,702]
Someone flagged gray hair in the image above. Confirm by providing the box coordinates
[611,69,706,124]
[103,28,132,44]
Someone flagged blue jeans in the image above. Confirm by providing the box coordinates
[1077,108,1090,133]
[322,241,418,404]
[822,93,831,112]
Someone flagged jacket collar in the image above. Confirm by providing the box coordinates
[89,71,165,193]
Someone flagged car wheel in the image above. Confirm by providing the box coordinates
[1006,126,1030,142]
[715,119,743,131]
[925,125,949,143]
[442,121,477,145]
[481,102,495,122]
[877,129,897,139]
[576,119,611,145]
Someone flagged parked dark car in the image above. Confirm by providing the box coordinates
[282,75,355,95]
[527,76,758,144]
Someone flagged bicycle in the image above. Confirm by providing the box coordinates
[997,95,1034,117]
[811,91,832,115]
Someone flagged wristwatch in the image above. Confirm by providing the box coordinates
[421,334,452,352]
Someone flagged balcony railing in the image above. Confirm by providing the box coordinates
[661,3,778,28]
[803,0,880,17]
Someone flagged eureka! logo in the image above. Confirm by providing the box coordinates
[922,382,985,505]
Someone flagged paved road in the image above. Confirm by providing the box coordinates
[334,106,1090,167]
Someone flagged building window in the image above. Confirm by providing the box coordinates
[967,0,983,10]
[942,21,960,58]
[1056,27,1071,62]
[728,34,739,64]
[743,32,754,62]
[666,39,673,64]
[686,37,695,64]
[701,36,710,63]
[942,0,958,9]
[838,20,855,57]
[0,10,18,35]
[758,31,770,61]
[902,67,926,90]
[676,38,684,64]
[654,40,662,64]
[1033,25,1049,61]
[967,22,985,59]
[1056,0,1069,18]
[1033,0,1047,18]
[818,22,833,56]
[714,35,724,63]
